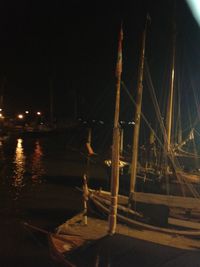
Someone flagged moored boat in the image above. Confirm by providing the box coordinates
[48,19,200,266]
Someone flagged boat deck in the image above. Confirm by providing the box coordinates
[49,213,200,267]
[55,213,200,251]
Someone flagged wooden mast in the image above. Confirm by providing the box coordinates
[108,24,123,235]
[49,79,54,126]
[165,22,176,154]
[0,77,6,110]
[129,17,149,195]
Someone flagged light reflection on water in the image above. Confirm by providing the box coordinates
[31,140,45,183]
[0,133,84,267]
[11,138,45,198]
[12,138,25,191]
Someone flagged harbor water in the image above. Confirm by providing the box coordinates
[1,131,200,267]
[0,131,108,267]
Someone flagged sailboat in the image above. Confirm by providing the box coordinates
[106,10,200,196]
[88,11,200,227]
[47,21,200,266]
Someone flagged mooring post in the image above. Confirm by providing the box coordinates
[83,174,89,225]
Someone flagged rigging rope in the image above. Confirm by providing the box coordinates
[121,74,200,198]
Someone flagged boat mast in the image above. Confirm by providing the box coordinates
[49,79,54,126]
[120,127,124,156]
[0,77,5,110]
[176,78,182,145]
[129,17,149,195]
[0,95,3,111]
[108,24,123,235]
[165,22,176,154]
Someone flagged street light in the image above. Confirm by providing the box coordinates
[18,114,24,119]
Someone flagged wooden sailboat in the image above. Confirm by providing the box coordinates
[47,22,200,267]
[87,14,200,230]
[108,10,200,194]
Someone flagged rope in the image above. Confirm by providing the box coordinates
[121,78,200,198]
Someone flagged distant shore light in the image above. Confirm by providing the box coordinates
[36,112,41,116]
[18,114,24,119]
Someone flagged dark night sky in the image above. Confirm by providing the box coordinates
[0,0,200,125]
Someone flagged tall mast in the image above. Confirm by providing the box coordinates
[49,79,54,126]
[165,22,176,153]
[74,89,78,121]
[129,17,149,195]
[0,77,5,110]
[0,95,3,110]
[108,24,123,235]
[176,75,182,145]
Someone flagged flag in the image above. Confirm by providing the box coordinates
[86,142,95,155]
[115,23,123,77]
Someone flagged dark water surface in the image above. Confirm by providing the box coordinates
[0,132,87,267]
[2,133,200,267]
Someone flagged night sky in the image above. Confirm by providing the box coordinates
[0,0,200,126]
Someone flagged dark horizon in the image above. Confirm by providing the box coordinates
[0,0,199,128]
